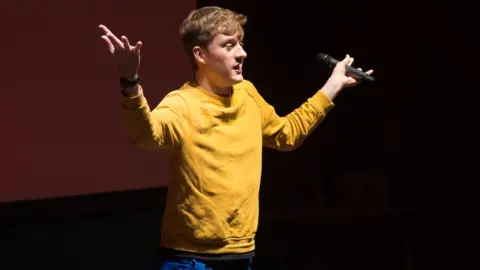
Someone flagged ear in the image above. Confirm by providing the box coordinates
[193,46,207,66]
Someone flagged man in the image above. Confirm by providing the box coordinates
[99,6,373,270]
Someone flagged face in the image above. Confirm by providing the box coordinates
[195,32,247,88]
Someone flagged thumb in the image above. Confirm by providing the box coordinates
[333,54,349,73]
[341,54,350,65]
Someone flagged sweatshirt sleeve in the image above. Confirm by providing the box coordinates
[244,80,335,151]
[120,85,188,149]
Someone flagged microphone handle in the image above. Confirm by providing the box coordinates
[318,53,375,82]
[345,65,375,82]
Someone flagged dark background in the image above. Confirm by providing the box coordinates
[1,0,476,269]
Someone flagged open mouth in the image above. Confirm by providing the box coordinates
[233,64,242,73]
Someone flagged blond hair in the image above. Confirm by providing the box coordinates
[179,6,247,70]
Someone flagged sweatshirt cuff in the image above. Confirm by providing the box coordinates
[310,90,335,115]
[121,85,147,110]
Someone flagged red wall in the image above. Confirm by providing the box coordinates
[0,1,196,203]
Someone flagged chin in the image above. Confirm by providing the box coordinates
[231,74,244,83]
[216,74,243,87]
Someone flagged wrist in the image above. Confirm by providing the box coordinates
[321,79,343,100]
[121,84,140,97]
[120,74,141,89]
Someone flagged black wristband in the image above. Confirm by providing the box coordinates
[120,74,142,89]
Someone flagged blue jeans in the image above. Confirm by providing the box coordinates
[159,256,253,270]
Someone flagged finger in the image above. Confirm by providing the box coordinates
[134,41,143,53]
[99,24,123,49]
[342,54,350,64]
[357,68,362,71]
[366,69,374,75]
[347,57,354,66]
[121,36,132,51]
[347,77,357,85]
[98,24,115,36]
[106,33,124,49]
[101,35,115,53]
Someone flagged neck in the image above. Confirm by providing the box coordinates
[194,70,233,97]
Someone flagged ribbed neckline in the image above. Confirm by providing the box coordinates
[182,81,239,107]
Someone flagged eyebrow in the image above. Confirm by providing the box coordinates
[224,37,243,44]
[222,38,237,45]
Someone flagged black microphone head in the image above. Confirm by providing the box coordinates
[316,53,340,66]
[316,53,337,65]
[316,53,328,61]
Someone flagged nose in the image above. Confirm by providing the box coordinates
[236,46,247,60]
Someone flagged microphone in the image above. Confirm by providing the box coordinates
[316,53,375,82]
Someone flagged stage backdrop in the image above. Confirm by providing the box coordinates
[0,1,195,203]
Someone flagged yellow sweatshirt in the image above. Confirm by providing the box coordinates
[120,79,334,255]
